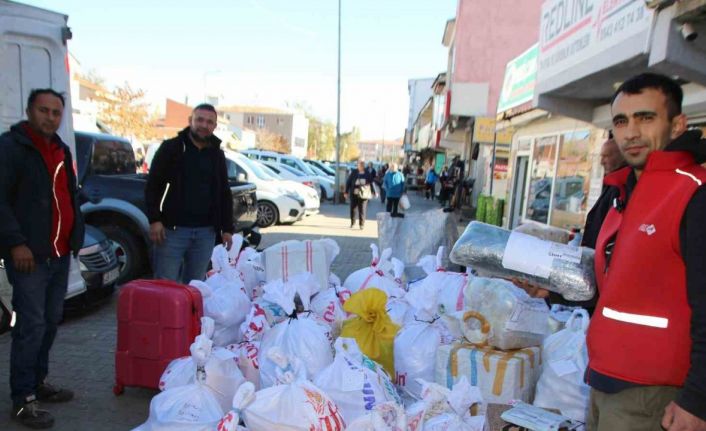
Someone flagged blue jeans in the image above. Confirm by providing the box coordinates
[6,255,69,405]
[154,226,215,284]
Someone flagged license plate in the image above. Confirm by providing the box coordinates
[103,267,120,285]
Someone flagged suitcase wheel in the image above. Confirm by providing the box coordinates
[113,384,124,396]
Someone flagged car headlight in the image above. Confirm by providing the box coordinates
[79,259,88,272]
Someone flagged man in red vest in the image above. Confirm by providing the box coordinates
[585,74,706,430]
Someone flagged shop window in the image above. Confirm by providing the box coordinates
[524,135,557,224]
[550,130,592,230]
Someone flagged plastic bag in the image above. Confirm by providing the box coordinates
[450,222,596,301]
[399,194,411,210]
[344,244,405,298]
[313,338,402,424]
[463,277,549,350]
[341,288,400,378]
[158,328,245,412]
[405,377,485,431]
[159,317,215,391]
[134,338,224,431]
[191,279,251,347]
[216,382,254,431]
[228,340,261,390]
[533,309,590,423]
[344,402,407,431]
[394,285,455,402]
[235,348,346,431]
[378,210,459,269]
[263,239,340,295]
[258,280,333,388]
[411,247,471,315]
[310,285,352,339]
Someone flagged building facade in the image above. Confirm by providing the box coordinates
[220,106,309,158]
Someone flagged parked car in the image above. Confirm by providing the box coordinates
[302,163,336,200]
[260,160,320,193]
[76,131,259,283]
[305,159,336,177]
[0,225,119,315]
[224,151,306,228]
[258,162,321,216]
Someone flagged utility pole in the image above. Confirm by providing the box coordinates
[334,0,342,204]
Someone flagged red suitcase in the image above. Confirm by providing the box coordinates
[114,279,203,395]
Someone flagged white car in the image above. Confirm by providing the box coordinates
[304,163,336,200]
[224,151,306,228]
[242,149,335,200]
[257,162,320,216]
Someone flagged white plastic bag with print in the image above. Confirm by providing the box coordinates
[235,348,346,431]
[313,338,402,424]
[310,285,351,339]
[344,245,405,297]
[133,337,224,431]
[533,309,591,423]
[344,402,407,431]
[393,285,455,402]
[216,382,255,431]
[263,239,340,295]
[405,377,485,431]
[228,340,262,390]
[258,279,333,388]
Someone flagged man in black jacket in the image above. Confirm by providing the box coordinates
[145,104,233,283]
[0,89,85,429]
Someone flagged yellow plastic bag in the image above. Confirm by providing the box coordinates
[341,288,400,377]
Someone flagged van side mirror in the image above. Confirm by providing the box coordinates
[237,173,247,182]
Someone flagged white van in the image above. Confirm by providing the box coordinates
[0,0,86,300]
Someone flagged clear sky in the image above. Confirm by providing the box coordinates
[21,0,457,140]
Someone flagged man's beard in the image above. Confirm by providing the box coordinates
[190,128,211,143]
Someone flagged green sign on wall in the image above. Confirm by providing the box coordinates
[497,44,538,114]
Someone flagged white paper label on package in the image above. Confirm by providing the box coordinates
[502,231,582,278]
[505,298,549,335]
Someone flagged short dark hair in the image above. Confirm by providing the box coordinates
[192,103,217,115]
[611,73,683,119]
[27,89,65,109]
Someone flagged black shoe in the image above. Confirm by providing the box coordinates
[37,382,73,403]
[12,397,54,429]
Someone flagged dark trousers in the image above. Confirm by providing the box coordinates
[350,196,368,226]
[425,183,435,199]
[386,197,400,216]
[6,255,70,405]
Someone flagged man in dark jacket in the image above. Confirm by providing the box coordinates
[581,74,706,431]
[145,104,233,284]
[0,89,85,429]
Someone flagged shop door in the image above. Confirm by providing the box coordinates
[510,156,529,228]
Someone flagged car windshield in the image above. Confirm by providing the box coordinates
[256,161,284,180]
[236,154,275,181]
[278,163,305,177]
[308,163,328,177]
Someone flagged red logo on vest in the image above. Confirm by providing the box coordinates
[638,224,656,236]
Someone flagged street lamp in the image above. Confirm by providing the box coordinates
[334,0,342,204]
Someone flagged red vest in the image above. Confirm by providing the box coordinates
[587,151,706,386]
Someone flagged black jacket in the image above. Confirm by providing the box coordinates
[145,128,234,234]
[581,130,706,420]
[0,122,85,260]
[345,169,374,195]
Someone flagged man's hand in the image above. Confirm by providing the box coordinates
[222,232,233,250]
[149,222,166,245]
[10,245,35,273]
[662,402,706,431]
[509,277,550,299]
